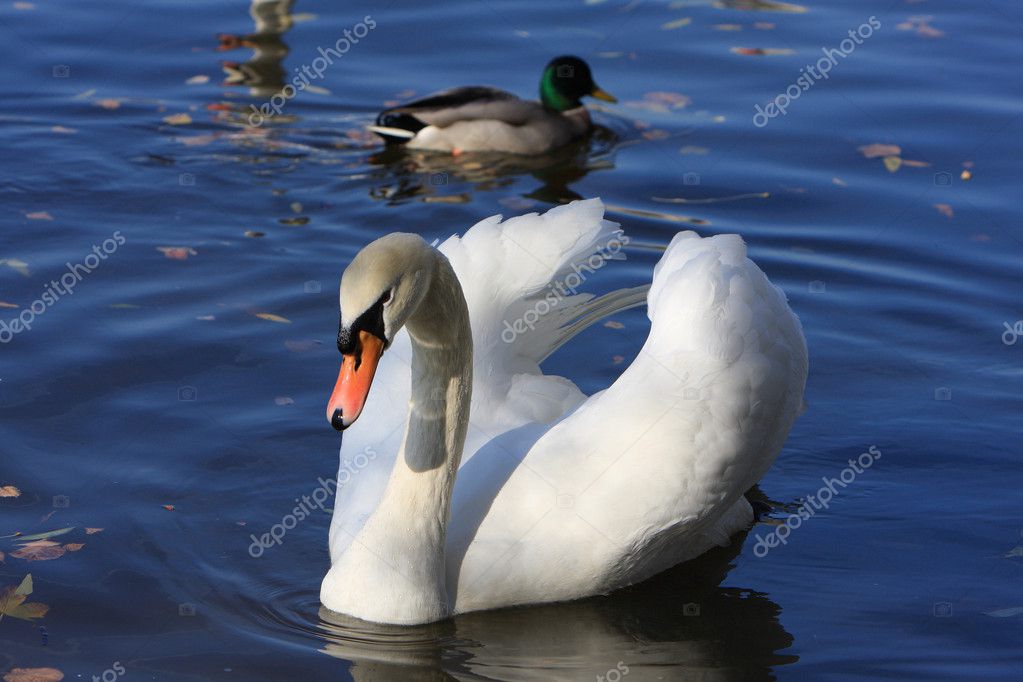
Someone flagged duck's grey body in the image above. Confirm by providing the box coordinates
[370,86,592,155]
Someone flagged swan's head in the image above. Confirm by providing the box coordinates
[327,233,434,431]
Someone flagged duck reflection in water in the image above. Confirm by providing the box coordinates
[316,511,795,681]
[366,125,619,206]
[217,0,295,97]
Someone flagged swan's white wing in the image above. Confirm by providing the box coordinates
[451,231,808,613]
[329,200,642,561]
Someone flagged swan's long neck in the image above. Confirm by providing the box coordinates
[335,253,472,623]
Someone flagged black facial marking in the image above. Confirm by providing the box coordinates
[337,291,391,355]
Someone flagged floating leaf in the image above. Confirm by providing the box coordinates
[274,396,294,406]
[157,246,197,260]
[612,355,624,365]
[278,217,310,226]
[85,528,104,535]
[730,47,794,56]
[0,486,20,498]
[162,113,193,125]
[163,504,175,511]
[0,259,31,277]
[0,302,18,308]
[14,575,31,596]
[196,315,215,321]
[603,320,625,329]
[16,527,73,543]
[421,194,470,204]
[63,543,84,552]
[244,230,265,238]
[901,159,930,168]
[0,551,5,562]
[254,312,291,324]
[960,170,972,181]
[94,99,122,110]
[3,668,64,682]
[24,211,53,221]
[713,23,742,31]
[662,17,692,29]
[51,126,77,134]
[934,204,954,218]
[11,541,65,562]
[984,606,1023,618]
[883,156,902,173]
[185,75,209,85]
[289,202,303,213]
[858,143,901,159]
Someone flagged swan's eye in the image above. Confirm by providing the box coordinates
[381,289,393,306]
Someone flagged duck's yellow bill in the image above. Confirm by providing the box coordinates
[590,87,617,103]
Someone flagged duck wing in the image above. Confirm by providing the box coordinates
[371,86,542,141]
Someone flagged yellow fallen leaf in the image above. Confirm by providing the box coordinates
[24,211,53,221]
[0,259,31,277]
[858,143,901,159]
[255,312,292,324]
[163,113,193,125]
[0,486,20,497]
[662,17,692,29]
[883,156,902,173]
[94,98,122,110]
[3,668,64,682]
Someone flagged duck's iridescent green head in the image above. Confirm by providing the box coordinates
[540,56,617,112]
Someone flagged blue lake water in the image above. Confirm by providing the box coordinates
[2,0,1022,679]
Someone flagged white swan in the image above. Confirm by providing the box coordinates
[322,199,807,625]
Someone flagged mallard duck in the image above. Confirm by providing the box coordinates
[368,55,617,155]
[321,199,808,624]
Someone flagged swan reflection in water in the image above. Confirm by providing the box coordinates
[315,521,795,681]
[363,125,620,206]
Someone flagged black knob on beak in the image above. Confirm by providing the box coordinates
[330,408,347,432]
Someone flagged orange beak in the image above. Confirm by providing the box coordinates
[327,330,385,431]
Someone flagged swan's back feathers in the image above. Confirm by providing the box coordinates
[452,227,808,612]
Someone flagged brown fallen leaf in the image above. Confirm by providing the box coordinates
[85,528,104,535]
[0,551,5,562]
[0,302,18,308]
[901,159,931,168]
[934,203,954,218]
[278,217,310,226]
[0,485,20,498]
[244,230,265,238]
[63,543,85,552]
[163,505,175,511]
[157,247,197,260]
[858,143,901,159]
[11,541,65,562]
[603,320,625,329]
[24,211,53,221]
[730,47,794,56]
[612,355,624,365]
[3,668,64,682]
[95,98,122,110]
[51,125,77,134]
[254,312,291,324]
